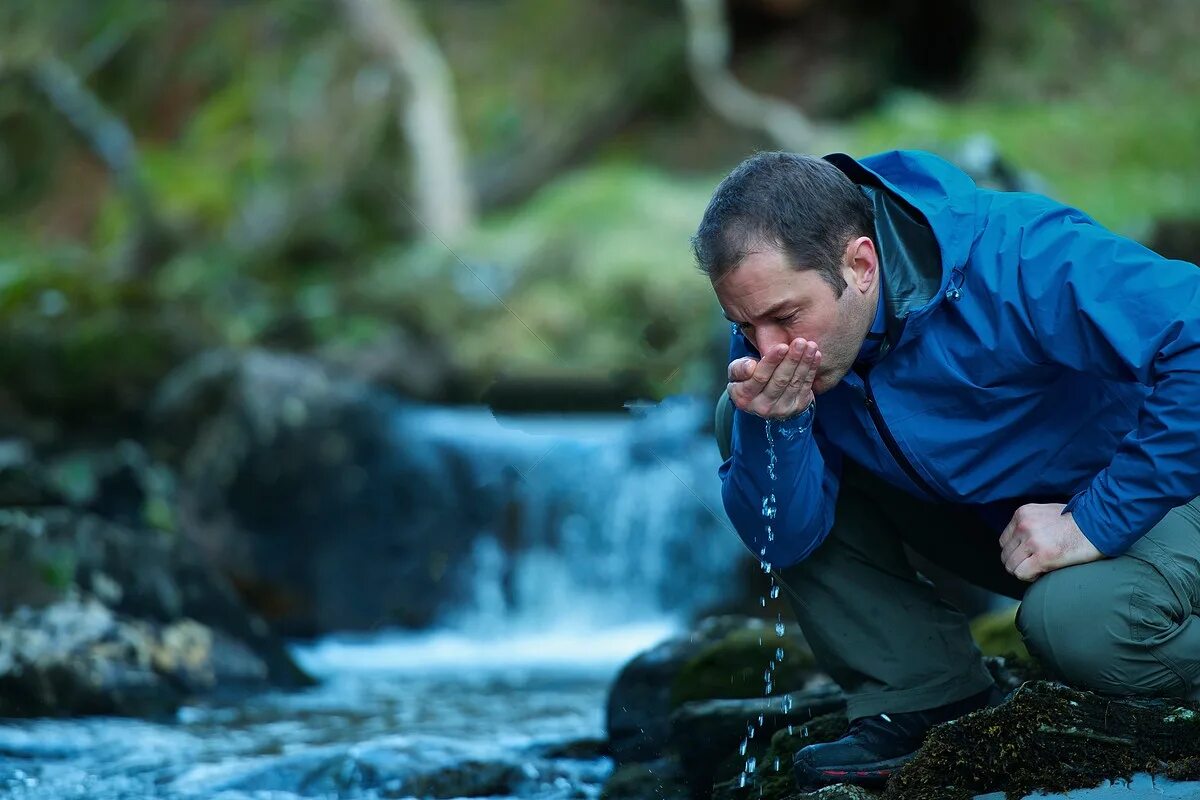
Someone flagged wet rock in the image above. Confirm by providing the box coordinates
[670,685,845,798]
[0,594,265,717]
[150,349,476,635]
[536,737,611,760]
[885,681,1200,800]
[602,758,690,800]
[0,506,309,714]
[606,616,815,765]
[712,711,849,800]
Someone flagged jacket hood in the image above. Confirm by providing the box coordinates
[824,150,980,344]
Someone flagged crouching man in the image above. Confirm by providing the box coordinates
[698,150,1200,789]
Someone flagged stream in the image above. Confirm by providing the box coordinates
[0,623,675,799]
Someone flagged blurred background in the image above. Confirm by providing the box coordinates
[0,0,1198,798]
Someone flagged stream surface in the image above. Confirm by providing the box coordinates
[0,623,675,800]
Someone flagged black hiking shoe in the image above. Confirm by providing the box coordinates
[793,684,1003,789]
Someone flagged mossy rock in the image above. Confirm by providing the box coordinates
[884,681,1200,800]
[969,605,1029,660]
[711,711,850,800]
[671,622,816,709]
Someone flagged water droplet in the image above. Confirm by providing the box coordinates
[770,585,780,599]
[739,738,748,756]
[782,694,794,713]
[775,620,786,637]
[759,596,766,607]
[775,647,785,660]
[745,757,757,774]
[774,758,780,772]
[739,773,747,788]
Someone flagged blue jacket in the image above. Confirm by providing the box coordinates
[720,150,1200,567]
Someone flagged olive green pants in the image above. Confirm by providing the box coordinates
[715,391,1200,719]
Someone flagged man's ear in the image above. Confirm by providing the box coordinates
[845,236,878,293]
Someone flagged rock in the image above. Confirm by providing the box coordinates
[606,616,816,765]
[150,349,477,635]
[0,506,309,715]
[670,685,845,798]
[0,594,264,717]
[602,758,690,800]
[712,711,849,800]
[884,681,1200,799]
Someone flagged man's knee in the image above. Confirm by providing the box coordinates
[1017,560,1191,697]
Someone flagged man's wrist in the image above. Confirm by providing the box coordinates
[775,399,815,438]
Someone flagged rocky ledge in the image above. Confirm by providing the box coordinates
[606,616,1200,800]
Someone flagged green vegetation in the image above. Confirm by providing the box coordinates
[2,0,1197,430]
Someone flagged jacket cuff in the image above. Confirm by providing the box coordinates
[1063,490,1125,557]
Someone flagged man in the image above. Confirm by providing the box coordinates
[696,150,1200,789]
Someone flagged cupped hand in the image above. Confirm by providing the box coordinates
[727,338,821,420]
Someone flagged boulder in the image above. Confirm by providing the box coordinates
[671,685,845,798]
[150,349,477,635]
[0,506,309,716]
[606,616,816,765]
[0,594,265,717]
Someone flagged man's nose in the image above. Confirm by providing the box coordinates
[755,326,789,355]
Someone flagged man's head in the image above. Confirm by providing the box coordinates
[692,152,880,395]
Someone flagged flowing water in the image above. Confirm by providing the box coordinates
[0,624,676,800]
[0,399,742,800]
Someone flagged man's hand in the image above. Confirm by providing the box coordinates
[728,338,821,420]
[999,503,1104,581]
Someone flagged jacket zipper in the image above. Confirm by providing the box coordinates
[855,364,942,501]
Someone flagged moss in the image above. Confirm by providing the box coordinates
[670,623,816,709]
[711,712,850,800]
[884,681,1200,800]
[970,606,1029,660]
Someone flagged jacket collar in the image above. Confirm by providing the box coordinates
[824,154,944,360]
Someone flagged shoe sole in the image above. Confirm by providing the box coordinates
[793,752,914,789]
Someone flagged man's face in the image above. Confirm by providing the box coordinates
[713,243,876,395]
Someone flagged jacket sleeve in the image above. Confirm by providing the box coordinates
[717,330,843,567]
[993,196,1200,555]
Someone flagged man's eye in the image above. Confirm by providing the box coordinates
[776,312,798,324]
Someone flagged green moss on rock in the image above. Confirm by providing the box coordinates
[671,622,816,709]
[885,681,1200,800]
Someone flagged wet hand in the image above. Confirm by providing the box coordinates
[999,503,1104,581]
[727,338,821,420]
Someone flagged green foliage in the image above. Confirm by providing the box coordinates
[352,162,726,399]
